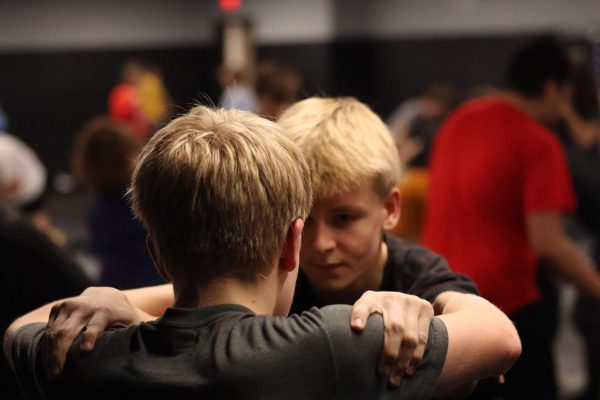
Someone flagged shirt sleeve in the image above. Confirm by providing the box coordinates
[10,323,47,400]
[319,305,448,400]
[524,132,577,214]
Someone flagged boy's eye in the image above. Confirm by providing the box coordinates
[332,214,355,225]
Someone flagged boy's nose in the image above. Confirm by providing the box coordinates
[312,223,336,253]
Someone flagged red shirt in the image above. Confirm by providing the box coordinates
[108,83,150,142]
[422,98,576,314]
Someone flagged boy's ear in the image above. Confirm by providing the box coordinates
[382,186,401,231]
[146,235,172,282]
[279,218,304,272]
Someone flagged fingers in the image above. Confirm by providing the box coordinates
[353,291,435,388]
[380,309,405,386]
[389,308,419,385]
[80,312,108,352]
[379,296,434,388]
[350,291,381,332]
[43,305,88,378]
[406,306,431,375]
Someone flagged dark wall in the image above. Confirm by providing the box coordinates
[369,35,535,116]
[0,46,221,178]
[0,34,536,180]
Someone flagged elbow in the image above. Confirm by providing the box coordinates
[494,323,522,376]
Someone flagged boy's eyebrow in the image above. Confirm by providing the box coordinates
[329,205,365,214]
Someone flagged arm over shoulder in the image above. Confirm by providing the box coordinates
[319,305,448,400]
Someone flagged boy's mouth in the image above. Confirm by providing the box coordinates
[312,262,344,270]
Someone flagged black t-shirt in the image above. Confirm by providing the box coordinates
[11,305,448,400]
[291,234,478,314]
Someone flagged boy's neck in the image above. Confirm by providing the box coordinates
[172,274,278,316]
[313,241,388,305]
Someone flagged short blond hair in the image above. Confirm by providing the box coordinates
[277,97,401,200]
[130,106,312,285]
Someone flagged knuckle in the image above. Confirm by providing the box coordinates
[55,327,75,340]
[388,323,404,335]
[421,301,433,314]
[86,320,103,330]
[363,290,376,301]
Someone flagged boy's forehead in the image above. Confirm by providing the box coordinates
[312,179,384,212]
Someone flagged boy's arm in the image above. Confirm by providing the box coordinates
[119,283,174,317]
[4,285,173,377]
[4,304,53,370]
[432,291,521,396]
[351,291,520,397]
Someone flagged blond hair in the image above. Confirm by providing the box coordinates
[277,97,401,200]
[130,106,312,285]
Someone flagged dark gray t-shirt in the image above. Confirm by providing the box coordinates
[11,305,448,400]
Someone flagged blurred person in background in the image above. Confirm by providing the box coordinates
[389,83,457,242]
[0,132,65,245]
[0,131,89,398]
[108,61,152,142]
[255,61,301,120]
[138,64,173,132]
[72,117,163,289]
[389,83,458,168]
[422,36,600,400]
[547,43,600,400]
[217,65,258,112]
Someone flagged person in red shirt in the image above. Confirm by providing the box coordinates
[423,36,600,399]
[108,62,151,142]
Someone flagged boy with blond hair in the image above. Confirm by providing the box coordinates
[9,101,520,398]
[279,97,476,312]
[279,98,509,388]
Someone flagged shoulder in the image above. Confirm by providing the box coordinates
[386,234,446,272]
[65,325,139,371]
[442,98,500,126]
[7,323,47,399]
[384,234,479,299]
[239,305,379,350]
